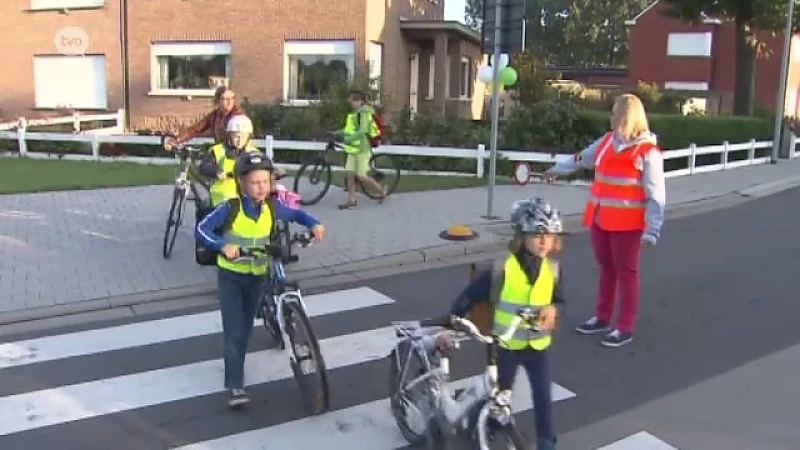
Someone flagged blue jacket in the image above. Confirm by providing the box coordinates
[195,195,320,251]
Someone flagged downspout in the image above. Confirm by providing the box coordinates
[119,0,131,130]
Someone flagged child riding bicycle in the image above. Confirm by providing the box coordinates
[430,198,566,450]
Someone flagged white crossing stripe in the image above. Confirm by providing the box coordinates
[176,375,576,450]
[597,431,679,450]
[0,287,394,369]
[0,326,398,436]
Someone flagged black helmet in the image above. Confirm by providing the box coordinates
[233,151,273,177]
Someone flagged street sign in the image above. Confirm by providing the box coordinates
[481,0,526,55]
[512,162,531,185]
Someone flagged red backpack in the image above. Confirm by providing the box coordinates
[370,112,386,148]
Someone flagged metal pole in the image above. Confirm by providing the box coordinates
[484,0,503,220]
[771,0,794,163]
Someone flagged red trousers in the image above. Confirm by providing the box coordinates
[590,225,643,332]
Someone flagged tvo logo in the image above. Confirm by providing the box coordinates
[54,26,89,55]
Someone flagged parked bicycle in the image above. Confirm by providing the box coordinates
[389,310,537,449]
[292,137,401,206]
[240,227,330,415]
[161,138,212,259]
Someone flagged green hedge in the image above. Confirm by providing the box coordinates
[0,98,774,176]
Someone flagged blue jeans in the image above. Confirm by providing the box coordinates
[496,347,555,443]
[218,268,264,389]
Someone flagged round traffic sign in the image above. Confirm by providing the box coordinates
[512,162,532,186]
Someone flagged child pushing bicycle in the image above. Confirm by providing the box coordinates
[430,197,566,450]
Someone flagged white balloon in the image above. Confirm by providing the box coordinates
[477,65,494,84]
[491,53,510,69]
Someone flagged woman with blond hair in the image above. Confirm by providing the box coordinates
[545,94,666,348]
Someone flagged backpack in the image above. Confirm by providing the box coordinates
[194,197,278,266]
[356,110,385,148]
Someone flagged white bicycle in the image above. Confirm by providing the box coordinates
[389,309,539,449]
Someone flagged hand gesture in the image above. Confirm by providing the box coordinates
[536,305,558,331]
[311,224,326,241]
[221,244,240,260]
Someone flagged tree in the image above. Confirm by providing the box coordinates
[663,0,800,116]
[465,0,484,31]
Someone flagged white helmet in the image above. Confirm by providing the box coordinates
[226,115,253,134]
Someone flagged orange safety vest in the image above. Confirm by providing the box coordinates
[582,132,659,231]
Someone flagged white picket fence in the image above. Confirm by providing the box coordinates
[0,119,797,178]
[0,109,124,134]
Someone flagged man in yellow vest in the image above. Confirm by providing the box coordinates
[198,114,264,207]
[427,198,565,450]
[195,152,325,408]
[334,89,386,209]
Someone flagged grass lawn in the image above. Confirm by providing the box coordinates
[0,157,513,195]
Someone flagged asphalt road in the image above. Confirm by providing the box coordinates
[2,186,799,450]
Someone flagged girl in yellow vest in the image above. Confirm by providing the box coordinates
[428,198,565,450]
[195,152,325,408]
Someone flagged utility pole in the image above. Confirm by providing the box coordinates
[772,0,795,163]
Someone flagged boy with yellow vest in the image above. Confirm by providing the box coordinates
[432,198,564,450]
[196,152,325,408]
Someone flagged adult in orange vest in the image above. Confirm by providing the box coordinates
[544,94,665,348]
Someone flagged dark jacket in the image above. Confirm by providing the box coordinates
[178,105,245,144]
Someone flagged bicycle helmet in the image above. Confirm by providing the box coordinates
[510,197,563,235]
[226,114,254,135]
[233,151,273,177]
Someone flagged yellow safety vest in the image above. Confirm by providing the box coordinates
[492,254,555,351]
[208,143,259,206]
[216,199,274,275]
[342,110,378,155]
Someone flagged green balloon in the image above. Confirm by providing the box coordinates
[500,67,518,86]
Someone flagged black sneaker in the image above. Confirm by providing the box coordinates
[575,316,611,335]
[601,330,633,348]
[228,388,250,408]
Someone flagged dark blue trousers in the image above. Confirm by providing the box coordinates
[217,268,263,389]
[496,347,555,443]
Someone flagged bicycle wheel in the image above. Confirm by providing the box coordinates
[389,343,433,446]
[259,293,285,350]
[474,401,529,450]
[359,153,400,200]
[162,187,185,259]
[293,158,332,206]
[283,298,330,414]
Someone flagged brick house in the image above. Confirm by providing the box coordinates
[625,0,800,115]
[0,0,483,130]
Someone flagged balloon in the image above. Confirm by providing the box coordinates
[477,65,494,84]
[500,66,518,86]
[491,53,510,69]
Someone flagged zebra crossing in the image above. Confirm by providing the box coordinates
[0,285,579,450]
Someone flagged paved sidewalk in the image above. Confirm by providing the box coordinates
[1,159,799,321]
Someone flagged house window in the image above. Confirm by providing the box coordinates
[33,55,107,109]
[459,56,471,99]
[664,81,709,91]
[666,32,713,57]
[368,41,383,92]
[150,41,231,96]
[284,40,355,104]
[30,0,104,10]
[427,54,435,99]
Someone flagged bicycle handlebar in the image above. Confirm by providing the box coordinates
[450,308,539,344]
[237,230,315,263]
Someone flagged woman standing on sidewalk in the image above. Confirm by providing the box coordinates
[545,94,666,348]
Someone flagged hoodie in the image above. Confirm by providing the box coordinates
[550,131,665,245]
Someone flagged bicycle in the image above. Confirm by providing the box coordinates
[389,310,538,449]
[239,228,330,415]
[292,137,401,206]
[161,139,212,259]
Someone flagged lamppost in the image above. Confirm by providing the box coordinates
[771,0,795,163]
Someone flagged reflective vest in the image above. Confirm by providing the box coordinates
[216,199,274,275]
[492,254,555,351]
[208,143,259,206]
[582,132,658,231]
[342,109,377,155]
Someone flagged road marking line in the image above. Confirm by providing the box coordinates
[175,377,576,450]
[597,431,679,450]
[0,287,394,369]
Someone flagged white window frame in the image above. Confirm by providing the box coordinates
[368,41,383,93]
[666,32,713,57]
[33,55,108,109]
[148,41,232,97]
[664,81,709,91]
[283,40,356,106]
[459,56,471,99]
[427,54,435,100]
[30,0,104,10]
